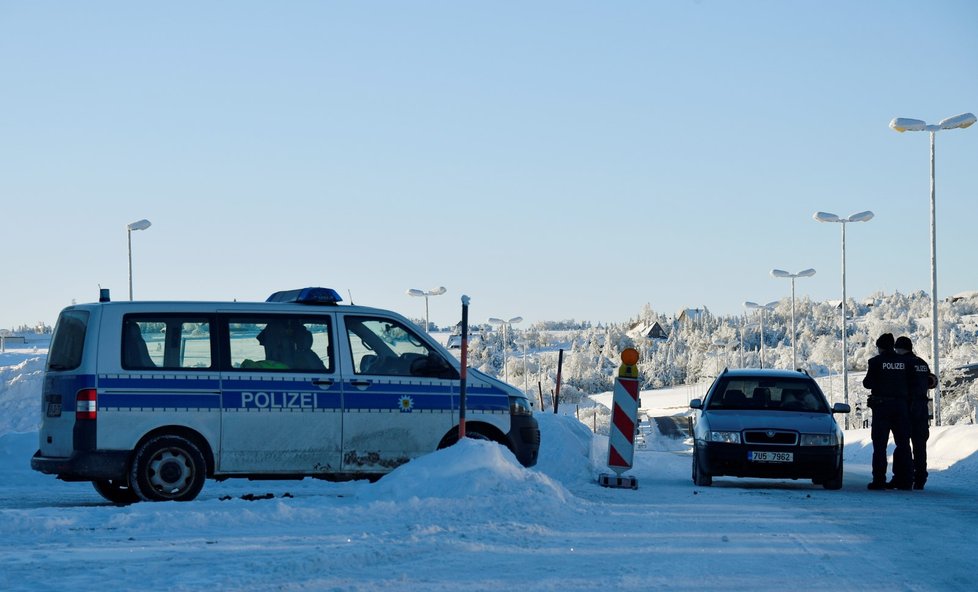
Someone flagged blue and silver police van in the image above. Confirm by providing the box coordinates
[31,288,540,503]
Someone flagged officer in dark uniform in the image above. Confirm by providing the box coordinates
[862,333,915,490]
[894,335,935,490]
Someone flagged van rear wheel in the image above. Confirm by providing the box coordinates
[92,479,140,504]
[130,435,206,502]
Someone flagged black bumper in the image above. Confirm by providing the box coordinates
[31,449,130,482]
[697,442,840,480]
[507,415,541,468]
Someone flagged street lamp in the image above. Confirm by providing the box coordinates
[814,210,874,429]
[744,300,778,369]
[770,268,816,370]
[127,219,152,301]
[712,339,737,373]
[406,287,446,333]
[738,321,753,367]
[517,339,530,396]
[488,316,522,383]
[890,112,975,426]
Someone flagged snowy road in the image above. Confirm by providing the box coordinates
[2,416,977,592]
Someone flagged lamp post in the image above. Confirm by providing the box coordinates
[744,300,778,368]
[127,219,152,301]
[517,339,530,396]
[890,112,975,426]
[814,210,874,428]
[406,287,446,333]
[739,320,757,368]
[770,268,816,370]
[488,316,522,382]
[712,339,737,373]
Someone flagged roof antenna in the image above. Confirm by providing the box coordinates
[347,289,354,305]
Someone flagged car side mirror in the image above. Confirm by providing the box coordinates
[832,402,851,414]
[689,398,703,410]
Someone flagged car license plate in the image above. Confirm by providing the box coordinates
[46,402,62,417]
[749,451,792,463]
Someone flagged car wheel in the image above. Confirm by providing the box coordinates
[130,435,207,502]
[822,455,844,490]
[92,479,140,504]
[692,446,712,486]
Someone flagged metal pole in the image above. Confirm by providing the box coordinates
[790,277,797,370]
[424,296,430,333]
[522,341,528,396]
[458,295,470,440]
[554,348,564,413]
[841,221,850,429]
[502,323,509,383]
[759,309,765,369]
[739,316,745,368]
[128,228,133,301]
[930,131,942,426]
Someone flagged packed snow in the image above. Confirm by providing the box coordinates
[2,345,977,591]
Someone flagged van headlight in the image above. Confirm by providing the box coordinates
[800,433,837,446]
[709,431,741,444]
[509,396,533,416]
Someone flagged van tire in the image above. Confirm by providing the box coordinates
[130,435,207,502]
[92,479,140,504]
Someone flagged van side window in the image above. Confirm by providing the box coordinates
[122,316,213,370]
[345,316,457,379]
[227,317,333,372]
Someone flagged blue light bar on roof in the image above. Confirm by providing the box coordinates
[266,287,343,305]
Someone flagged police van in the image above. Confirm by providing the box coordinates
[31,287,540,503]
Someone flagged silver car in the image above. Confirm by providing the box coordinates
[689,368,850,490]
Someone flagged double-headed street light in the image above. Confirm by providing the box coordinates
[890,112,975,426]
[744,300,778,369]
[127,219,152,301]
[406,287,446,333]
[488,316,523,383]
[771,268,816,370]
[814,210,874,428]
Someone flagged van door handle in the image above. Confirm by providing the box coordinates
[350,380,372,387]
[312,379,334,386]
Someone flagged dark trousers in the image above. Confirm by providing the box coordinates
[870,398,912,485]
[909,399,930,485]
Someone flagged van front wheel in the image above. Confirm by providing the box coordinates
[92,479,140,504]
[130,435,206,502]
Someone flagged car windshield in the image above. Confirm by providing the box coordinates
[706,378,828,413]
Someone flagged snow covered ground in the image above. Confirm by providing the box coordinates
[2,346,978,591]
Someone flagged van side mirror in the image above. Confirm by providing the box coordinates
[690,398,703,410]
[832,402,851,414]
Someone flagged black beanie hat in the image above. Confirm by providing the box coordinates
[876,333,895,349]
[895,336,913,352]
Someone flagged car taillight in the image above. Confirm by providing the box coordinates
[76,389,97,420]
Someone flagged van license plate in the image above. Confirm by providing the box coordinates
[749,451,792,463]
[46,403,62,417]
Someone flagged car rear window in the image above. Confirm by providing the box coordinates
[47,310,90,371]
[707,378,828,412]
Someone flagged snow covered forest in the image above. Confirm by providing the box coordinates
[458,290,978,425]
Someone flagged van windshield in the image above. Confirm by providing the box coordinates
[48,310,89,371]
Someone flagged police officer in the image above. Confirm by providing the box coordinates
[862,333,915,490]
[894,335,935,490]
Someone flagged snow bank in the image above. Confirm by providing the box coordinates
[361,437,571,503]
[0,354,45,435]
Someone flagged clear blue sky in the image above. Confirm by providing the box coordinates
[2,1,976,330]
